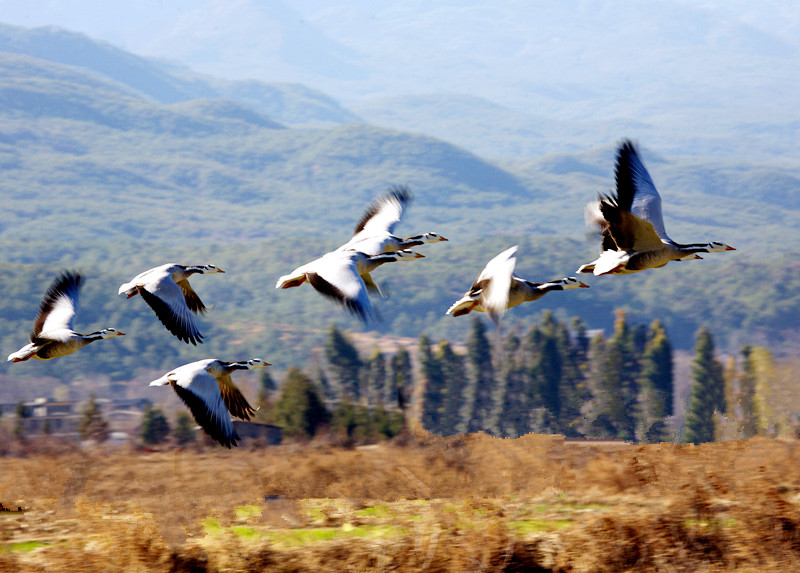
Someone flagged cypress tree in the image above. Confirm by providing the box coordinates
[324,324,363,400]
[464,317,496,433]
[493,330,530,437]
[638,320,674,442]
[389,348,413,413]
[173,411,196,446]
[272,367,330,439]
[363,349,387,407]
[684,326,725,444]
[78,394,109,443]
[418,335,445,434]
[140,404,171,445]
[437,341,468,435]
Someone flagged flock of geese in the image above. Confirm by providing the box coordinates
[6,140,735,447]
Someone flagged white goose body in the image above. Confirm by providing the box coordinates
[149,358,268,448]
[447,246,588,324]
[8,271,124,362]
[276,249,423,323]
[336,186,447,256]
[118,263,224,345]
[578,141,735,276]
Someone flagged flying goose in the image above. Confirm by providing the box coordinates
[118,263,224,345]
[336,186,448,256]
[149,358,268,448]
[577,141,735,276]
[8,271,124,362]
[276,249,424,322]
[447,246,589,324]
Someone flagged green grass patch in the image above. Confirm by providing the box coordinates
[0,541,49,554]
[355,504,393,519]
[511,519,573,535]
[234,505,262,520]
[268,524,402,547]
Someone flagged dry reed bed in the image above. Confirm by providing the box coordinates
[2,433,800,571]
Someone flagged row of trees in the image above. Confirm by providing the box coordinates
[266,313,790,445]
[9,315,786,448]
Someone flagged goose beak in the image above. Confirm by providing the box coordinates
[118,331,126,336]
[694,255,703,260]
[414,252,426,258]
[217,269,226,273]
[578,282,590,288]
[725,245,736,251]
[439,236,449,242]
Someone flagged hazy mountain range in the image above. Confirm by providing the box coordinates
[0,2,798,162]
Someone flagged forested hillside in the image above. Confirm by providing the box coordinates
[1,34,799,403]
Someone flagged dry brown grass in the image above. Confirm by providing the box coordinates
[2,431,800,571]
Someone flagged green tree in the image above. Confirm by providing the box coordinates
[324,324,363,400]
[638,320,674,442]
[684,327,725,444]
[464,317,496,433]
[363,349,387,407]
[78,394,109,443]
[255,369,278,423]
[13,401,28,441]
[389,348,413,413]
[419,335,446,434]
[596,311,640,440]
[438,341,468,435]
[140,404,171,445]
[272,367,330,439]
[173,411,196,446]
[492,330,530,437]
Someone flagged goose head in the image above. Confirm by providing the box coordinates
[705,241,736,253]
[245,358,271,369]
[95,328,126,339]
[416,232,449,243]
[188,264,225,274]
[394,250,425,260]
[561,277,590,290]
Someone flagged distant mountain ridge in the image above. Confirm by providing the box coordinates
[0,21,360,126]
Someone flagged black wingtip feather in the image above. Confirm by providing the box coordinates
[32,271,83,337]
[138,287,204,345]
[171,381,239,448]
[306,272,373,323]
[352,185,413,235]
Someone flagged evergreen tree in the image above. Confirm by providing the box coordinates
[737,346,758,438]
[389,348,413,413]
[437,341,468,435]
[324,324,363,400]
[535,313,562,423]
[596,311,640,440]
[493,330,530,437]
[363,349,387,407]
[638,320,674,442]
[173,411,196,446]
[738,346,773,437]
[272,367,330,439]
[140,404,171,445]
[684,326,725,444]
[255,369,277,423]
[554,319,592,436]
[464,317,496,433]
[418,335,446,434]
[78,394,109,443]
[13,401,28,441]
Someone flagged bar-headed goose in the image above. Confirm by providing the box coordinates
[8,271,124,362]
[149,358,268,448]
[118,263,224,345]
[447,246,589,324]
[276,249,423,323]
[336,186,447,256]
[578,141,735,276]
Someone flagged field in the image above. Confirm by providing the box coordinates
[2,431,800,572]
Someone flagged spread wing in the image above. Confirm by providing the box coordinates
[176,279,206,313]
[352,186,411,238]
[599,200,664,252]
[478,246,517,324]
[306,253,374,323]
[33,271,82,341]
[216,372,256,421]
[139,278,204,345]
[616,141,672,242]
[169,367,239,448]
